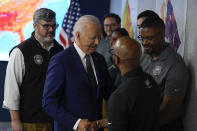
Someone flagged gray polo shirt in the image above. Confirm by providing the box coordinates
[96,37,112,67]
[140,44,188,99]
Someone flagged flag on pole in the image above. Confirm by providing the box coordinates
[165,0,181,51]
[59,0,81,49]
[122,0,134,38]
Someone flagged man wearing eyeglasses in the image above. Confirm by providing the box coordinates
[3,8,63,131]
[139,17,188,131]
[96,13,121,68]
[137,10,160,54]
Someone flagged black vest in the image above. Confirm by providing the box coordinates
[14,33,63,122]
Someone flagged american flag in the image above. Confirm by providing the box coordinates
[59,0,81,48]
[165,0,181,51]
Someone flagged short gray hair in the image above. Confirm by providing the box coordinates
[73,15,101,37]
[33,8,56,24]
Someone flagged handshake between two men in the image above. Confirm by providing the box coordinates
[77,119,109,131]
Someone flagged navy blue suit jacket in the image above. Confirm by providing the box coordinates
[43,44,114,131]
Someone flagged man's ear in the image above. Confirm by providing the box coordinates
[76,32,80,40]
[33,23,37,30]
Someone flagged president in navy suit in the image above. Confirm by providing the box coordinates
[42,15,114,131]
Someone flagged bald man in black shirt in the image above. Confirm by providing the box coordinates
[107,36,160,131]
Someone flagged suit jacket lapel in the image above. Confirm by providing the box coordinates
[70,45,101,99]
[70,45,90,84]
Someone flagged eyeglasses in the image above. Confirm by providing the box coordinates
[38,22,59,30]
[137,31,161,42]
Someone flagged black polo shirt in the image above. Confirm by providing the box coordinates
[107,67,160,131]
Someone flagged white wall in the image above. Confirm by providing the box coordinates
[182,0,197,131]
[110,0,122,17]
[137,0,156,14]
[110,0,197,131]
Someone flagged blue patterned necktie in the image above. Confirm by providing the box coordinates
[85,55,97,93]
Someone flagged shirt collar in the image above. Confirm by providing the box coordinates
[74,42,86,60]
[122,67,143,82]
[153,44,172,61]
[39,42,54,51]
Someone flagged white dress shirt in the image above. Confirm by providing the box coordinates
[3,48,25,110]
[3,41,54,110]
[74,42,98,84]
[73,42,98,130]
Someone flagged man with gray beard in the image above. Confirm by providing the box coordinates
[2,8,63,131]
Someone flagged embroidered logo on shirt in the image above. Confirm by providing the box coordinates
[145,79,152,88]
[34,54,43,65]
[153,65,162,76]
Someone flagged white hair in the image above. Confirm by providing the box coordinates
[73,15,101,37]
